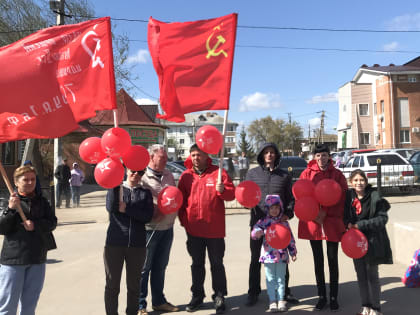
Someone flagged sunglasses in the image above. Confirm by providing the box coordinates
[130,170,145,175]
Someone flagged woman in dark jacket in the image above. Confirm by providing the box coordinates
[104,168,153,315]
[0,165,57,314]
[344,169,392,315]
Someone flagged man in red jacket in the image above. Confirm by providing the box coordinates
[298,144,347,312]
[178,144,235,314]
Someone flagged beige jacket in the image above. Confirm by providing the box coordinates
[141,167,177,231]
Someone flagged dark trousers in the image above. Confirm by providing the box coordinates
[56,182,70,207]
[104,246,146,315]
[309,240,339,299]
[186,233,227,299]
[239,169,248,182]
[248,235,291,297]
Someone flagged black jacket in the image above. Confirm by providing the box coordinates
[246,143,294,227]
[0,192,57,265]
[54,164,71,185]
[344,185,393,265]
[105,183,153,247]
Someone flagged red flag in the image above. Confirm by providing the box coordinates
[0,17,116,143]
[148,13,237,122]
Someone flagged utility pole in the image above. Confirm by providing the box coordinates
[287,113,292,125]
[52,0,66,206]
[318,110,325,144]
[21,1,66,167]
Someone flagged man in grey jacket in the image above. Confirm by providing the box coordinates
[138,145,179,315]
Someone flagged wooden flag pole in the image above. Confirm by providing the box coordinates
[217,110,229,184]
[0,161,28,222]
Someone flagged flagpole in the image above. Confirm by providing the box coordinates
[217,110,229,184]
[0,161,28,222]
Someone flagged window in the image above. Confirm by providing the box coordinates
[352,156,360,167]
[360,133,370,145]
[381,100,384,113]
[228,125,236,132]
[408,76,417,83]
[374,103,377,115]
[359,104,369,116]
[400,129,410,143]
[367,154,406,166]
[179,139,185,144]
[1,142,15,165]
[226,136,235,143]
[397,75,408,81]
[359,157,365,167]
[399,98,410,128]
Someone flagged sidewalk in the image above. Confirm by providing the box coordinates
[30,189,419,315]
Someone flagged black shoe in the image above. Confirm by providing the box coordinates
[186,297,203,312]
[214,296,226,314]
[314,297,327,311]
[330,297,339,312]
[285,293,299,304]
[245,294,258,307]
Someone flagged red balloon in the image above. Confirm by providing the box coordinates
[341,228,368,259]
[294,196,319,222]
[94,157,125,189]
[79,137,107,164]
[101,127,132,158]
[266,223,291,249]
[158,186,183,214]
[195,125,223,154]
[314,179,342,206]
[122,145,150,171]
[235,180,262,208]
[292,179,315,199]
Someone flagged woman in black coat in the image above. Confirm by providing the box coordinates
[0,165,57,314]
[343,169,392,315]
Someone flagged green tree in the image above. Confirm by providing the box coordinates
[237,126,254,158]
[247,115,303,155]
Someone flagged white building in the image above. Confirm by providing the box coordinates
[164,112,239,160]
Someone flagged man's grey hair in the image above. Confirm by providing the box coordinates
[148,144,166,157]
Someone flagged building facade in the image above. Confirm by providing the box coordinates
[337,56,420,150]
[164,112,238,160]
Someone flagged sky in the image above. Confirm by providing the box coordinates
[88,0,420,136]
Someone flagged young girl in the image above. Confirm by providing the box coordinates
[251,195,297,313]
[343,169,393,315]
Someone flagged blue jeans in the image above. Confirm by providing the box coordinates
[71,186,81,206]
[0,264,46,315]
[264,262,286,303]
[139,228,174,309]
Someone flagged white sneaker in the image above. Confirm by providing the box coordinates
[278,300,288,312]
[357,306,371,315]
[269,302,277,312]
[369,309,383,315]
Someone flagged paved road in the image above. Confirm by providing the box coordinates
[1,190,419,314]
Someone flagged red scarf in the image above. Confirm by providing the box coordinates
[352,197,362,215]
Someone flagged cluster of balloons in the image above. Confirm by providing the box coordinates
[79,127,150,189]
[292,178,342,222]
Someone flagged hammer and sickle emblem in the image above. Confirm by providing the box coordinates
[81,25,104,69]
[206,25,228,59]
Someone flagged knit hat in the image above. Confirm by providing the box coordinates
[264,194,284,214]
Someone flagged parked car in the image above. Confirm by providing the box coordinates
[375,148,417,160]
[335,149,355,165]
[165,161,186,181]
[211,158,239,179]
[278,156,307,182]
[339,152,415,187]
[408,151,420,183]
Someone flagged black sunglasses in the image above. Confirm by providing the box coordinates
[130,170,145,175]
